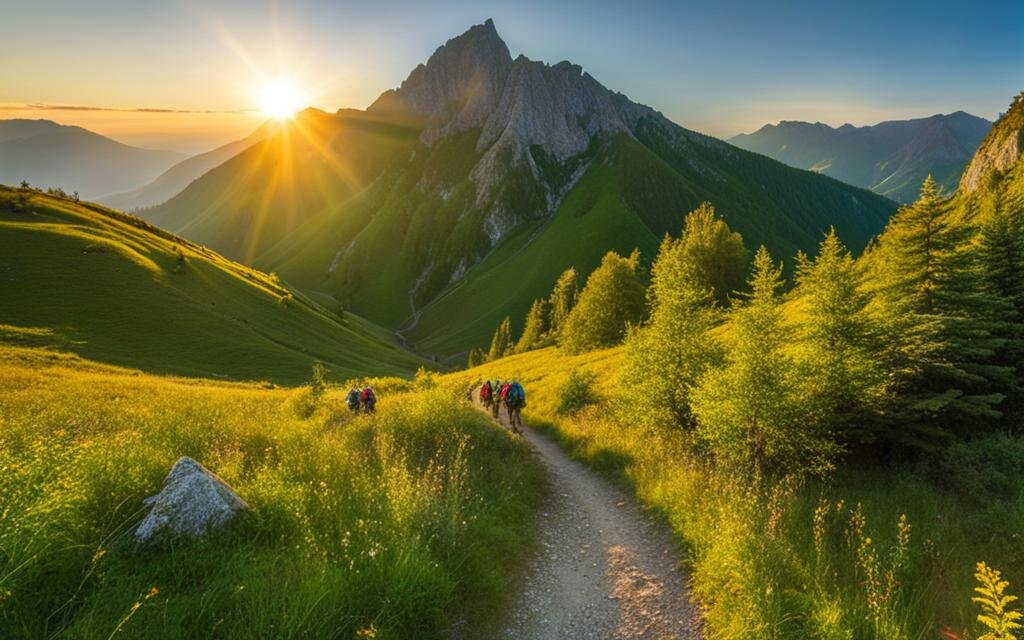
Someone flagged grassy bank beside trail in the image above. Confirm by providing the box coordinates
[454,346,1024,640]
[0,346,545,639]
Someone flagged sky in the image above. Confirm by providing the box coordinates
[1,0,1022,153]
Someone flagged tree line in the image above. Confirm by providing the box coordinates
[475,176,1024,475]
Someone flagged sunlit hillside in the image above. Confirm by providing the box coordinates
[0,186,425,383]
[452,341,1024,638]
[0,345,543,638]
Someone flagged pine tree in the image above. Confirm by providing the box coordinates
[559,250,645,355]
[487,316,513,362]
[623,204,741,428]
[515,298,549,353]
[467,347,487,368]
[692,246,837,476]
[978,202,1024,316]
[864,176,1014,444]
[547,267,579,340]
[671,202,748,304]
[793,229,888,444]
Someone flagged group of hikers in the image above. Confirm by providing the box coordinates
[342,379,525,429]
[345,386,377,414]
[478,379,526,433]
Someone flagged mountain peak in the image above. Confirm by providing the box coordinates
[367,19,512,126]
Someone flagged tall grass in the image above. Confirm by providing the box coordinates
[456,345,1024,639]
[0,347,544,639]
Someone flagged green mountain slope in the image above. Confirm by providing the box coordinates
[145,108,419,264]
[98,124,269,211]
[136,20,897,360]
[0,186,424,383]
[730,112,992,203]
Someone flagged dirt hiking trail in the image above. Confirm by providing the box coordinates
[483,401,702,639]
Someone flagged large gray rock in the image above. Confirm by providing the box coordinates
[134,456,249,547]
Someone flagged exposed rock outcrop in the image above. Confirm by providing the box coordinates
[960,123,1023,193]
[368,18,660,214]
[134,456,249,547]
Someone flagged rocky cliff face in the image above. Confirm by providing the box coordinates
[369,19,658,216]
[960,94,1024,193]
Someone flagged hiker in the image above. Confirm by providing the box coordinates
[361,386,376,414]
[505,381,526,432]
[491,380,502,419]
[480,380,493,408]
[345,388,361,412]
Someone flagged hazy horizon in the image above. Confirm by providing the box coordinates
[2,0,1022,153]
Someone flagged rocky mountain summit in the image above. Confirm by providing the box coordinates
[368,19,674,216]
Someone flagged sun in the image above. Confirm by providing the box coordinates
[257,79,304,119]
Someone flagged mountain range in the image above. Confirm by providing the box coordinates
[0,119,184,199]
[730,112,992,202]
[144,19,897,360]
[98,125,269,211]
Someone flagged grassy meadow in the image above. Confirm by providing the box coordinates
[0,345,545,639]
[454,345,1024,639]
[0,186,425,384]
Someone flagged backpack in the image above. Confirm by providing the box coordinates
[480,383,491,400]
[346,389,360,407]
[361,388,371,402]
[507,382,525,405]
[500,384,510,400]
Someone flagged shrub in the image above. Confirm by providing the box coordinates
[309,361,329,398]
[935,434,1024,502]
[558,370,599,415]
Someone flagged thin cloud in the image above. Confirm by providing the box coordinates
[0,103,254,114]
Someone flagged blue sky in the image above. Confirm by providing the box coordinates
[1,0,1022,149]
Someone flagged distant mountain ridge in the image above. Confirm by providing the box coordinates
[0,119,184,199]
[146,19,897,359]
[730,112,991,202]
[99,125,269,211]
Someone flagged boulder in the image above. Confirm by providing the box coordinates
[134,456,249,547]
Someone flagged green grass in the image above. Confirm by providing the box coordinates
[0,187,426,384]
[450,345,1024,639]
[408,162,662,358]
[0,345,545,639]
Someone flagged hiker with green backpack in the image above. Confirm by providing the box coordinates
[491,381,502,419]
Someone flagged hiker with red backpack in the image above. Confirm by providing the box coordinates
[480,380,493,409]
[360,386,376,414]
[504,381,526,432]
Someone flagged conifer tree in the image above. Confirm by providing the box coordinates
[547,267,579,339]
[977,203,1024,316]
[864,176,1014,442]
[559,251,645,355]
[671,202,748,304]
[487,316,513,362]
[623,204,741,428]
[515,298,549,353]
[793,229,888,443]
[692,246,837,475]
[467,347,487,368]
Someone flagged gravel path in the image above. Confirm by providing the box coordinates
[486,403,702,640]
